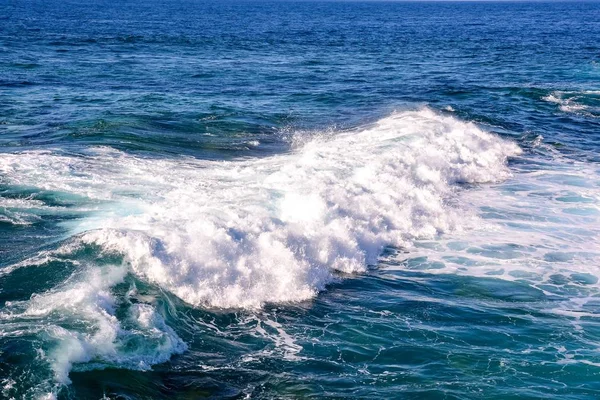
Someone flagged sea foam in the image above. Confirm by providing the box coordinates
[0,108,521,309]
[542,90,600,117]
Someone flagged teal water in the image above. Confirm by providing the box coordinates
[1,1,600,399]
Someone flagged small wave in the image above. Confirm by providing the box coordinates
[542,90,600,117]
[1,260,187,397]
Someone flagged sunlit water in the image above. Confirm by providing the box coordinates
[1,1,599,399]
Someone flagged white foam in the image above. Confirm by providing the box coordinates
[242,314,304,361]
[35,266,183,381]
[398,151,600,317]
[542,90,600,117]
[0,197,50,225]
[1,260,186,392]
[0,108,520,309]
[11,107,600,392]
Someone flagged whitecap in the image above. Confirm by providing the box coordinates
[0,108,521,309]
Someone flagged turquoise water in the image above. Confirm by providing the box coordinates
[1,1,600,398]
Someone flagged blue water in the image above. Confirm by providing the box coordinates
[1,1,600,399]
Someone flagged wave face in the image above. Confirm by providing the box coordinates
[0,109,520,310]
[0,109,522,394]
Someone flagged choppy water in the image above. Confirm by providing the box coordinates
[1,1,600,399]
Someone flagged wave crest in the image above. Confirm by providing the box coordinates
[2,108,520,309]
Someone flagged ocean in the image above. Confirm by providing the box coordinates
[1,0,599,398]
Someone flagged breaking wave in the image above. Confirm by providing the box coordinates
[0,108,521,393]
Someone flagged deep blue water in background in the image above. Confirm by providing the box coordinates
[1,1,600,399]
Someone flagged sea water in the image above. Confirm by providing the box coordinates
[0,1,599,398]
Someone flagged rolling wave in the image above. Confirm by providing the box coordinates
[0,108,521,394]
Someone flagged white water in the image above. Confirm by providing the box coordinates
[0,108,531,391]
[1,108,599,393]
[0,108,520,309]
[543,90,600,117]
[401,149,600,313]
